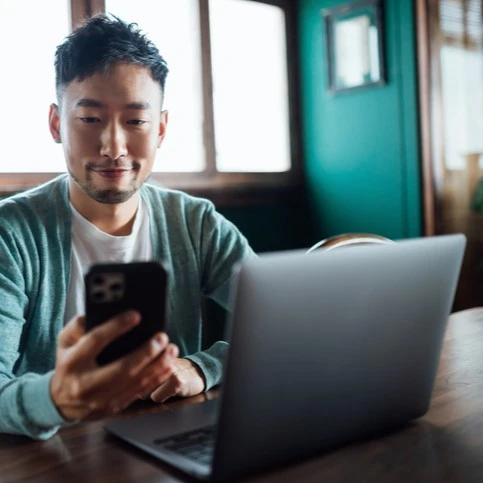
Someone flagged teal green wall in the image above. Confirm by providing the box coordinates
[218,197,314,253]
[298,0,423,240]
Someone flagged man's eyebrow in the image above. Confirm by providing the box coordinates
[74,99,151,110]
[124,101,152,110]
[75,98,105,108]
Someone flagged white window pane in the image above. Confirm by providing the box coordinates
[0,1,68,173]
[106,0,205,172]
[210,0,291,172]
[441,46,483,170]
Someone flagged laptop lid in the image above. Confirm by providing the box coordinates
[106,234,466,482]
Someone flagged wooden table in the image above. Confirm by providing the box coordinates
[2,308,483,483]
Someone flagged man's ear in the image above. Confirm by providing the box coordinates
[157,110,169,148]
[49,103,62,143]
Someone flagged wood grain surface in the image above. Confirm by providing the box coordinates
[1,308,483,483]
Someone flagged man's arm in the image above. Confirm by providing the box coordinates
[147,200,256,403]
[190,201,256,387]
[1,306,179,438]
[0,233,65,439]
[0,232,179,439]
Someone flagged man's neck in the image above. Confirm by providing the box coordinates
[68,180,140,236]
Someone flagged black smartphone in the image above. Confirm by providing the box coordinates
[84,261,168,365]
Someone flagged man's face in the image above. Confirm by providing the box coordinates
[49,62,167,204]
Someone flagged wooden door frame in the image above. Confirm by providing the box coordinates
[415,0,437,236]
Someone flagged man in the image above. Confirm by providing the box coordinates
[0,14,254,439]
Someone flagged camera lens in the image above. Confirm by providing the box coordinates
[93,290,105,302]
[93,275,104,285]
[110,283,122,292]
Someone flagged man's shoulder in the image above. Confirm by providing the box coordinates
[0,174,69,227]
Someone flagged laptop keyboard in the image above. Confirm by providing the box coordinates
[153,426,216,465]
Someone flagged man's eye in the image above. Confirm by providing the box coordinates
[127,120,147,126]
[79,117,100,123]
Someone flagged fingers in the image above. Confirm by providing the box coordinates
[86,339,178,404]
[74,310,141,361]
[150,354,208,404]
[150,376,180,403]
[58,315,86,349]
[123,333,171,376]
[90,342,179,414]
[85,368,170,419]
[97,336,176,384]
[106,359,177,413]
[137,344,179,400]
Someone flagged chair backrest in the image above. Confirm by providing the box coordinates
[306,233,394,254]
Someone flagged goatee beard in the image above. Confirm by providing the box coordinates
[68,169,140,204]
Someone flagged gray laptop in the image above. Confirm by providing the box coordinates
[105,234,466,482]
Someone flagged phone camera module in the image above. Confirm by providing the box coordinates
[93,275,105,285]
[89,272,125,303]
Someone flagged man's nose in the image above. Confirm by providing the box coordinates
[99,122,128,160]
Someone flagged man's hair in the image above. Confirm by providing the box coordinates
[54,14,169,106]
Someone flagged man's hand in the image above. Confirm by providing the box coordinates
[147,358,206,403]
[50,311,178,421]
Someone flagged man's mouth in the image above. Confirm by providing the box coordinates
[91,168,134,179]
[86,161,140,179]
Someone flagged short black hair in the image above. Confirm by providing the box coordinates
[54,14,169,106]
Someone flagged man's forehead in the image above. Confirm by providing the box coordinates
[61,66,163,109]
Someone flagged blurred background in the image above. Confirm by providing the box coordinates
[0,0,481,312]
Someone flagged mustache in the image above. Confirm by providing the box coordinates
[86,160,140,170]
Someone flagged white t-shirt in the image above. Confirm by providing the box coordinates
[64,198,152,323]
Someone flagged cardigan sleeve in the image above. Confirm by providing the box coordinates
[199,201,256,307]
[184,201,256,390]
[0,227,66,439]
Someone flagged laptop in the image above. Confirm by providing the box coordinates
[105,233,466,482]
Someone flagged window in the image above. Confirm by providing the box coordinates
[0,0,297,195]
[0,0,69,174]
[440,46,483,170]
[438,0,483,170]
[208,0,290,173]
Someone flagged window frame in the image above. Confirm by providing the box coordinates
[0,0,303,203]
